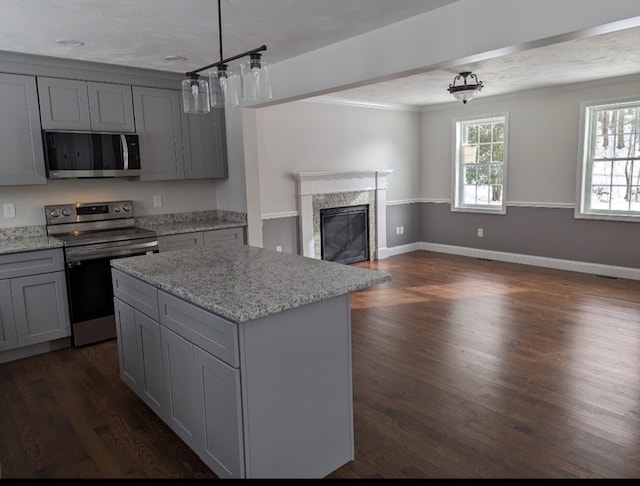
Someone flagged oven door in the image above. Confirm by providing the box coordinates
[65,240,158,347]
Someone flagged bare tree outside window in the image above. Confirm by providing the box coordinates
[585,101,640,217]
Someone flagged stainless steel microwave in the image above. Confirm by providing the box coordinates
[43,130,141,179]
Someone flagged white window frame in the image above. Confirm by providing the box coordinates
[576,97,640,222]
[452,112,509,214]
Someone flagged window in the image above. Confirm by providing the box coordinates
[452,113,508,214]
[577,98,640,221]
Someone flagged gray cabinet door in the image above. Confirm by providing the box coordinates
[87,82,136,132]
[0,280,18,352]
[183,108,228,179]
[133,86,185,181]
[203,227,245,247]
[114,298,141,390]
[194,345,244,479]
[161,326,202,451]
[114,299,165,417]
[37,77,91,130]
[157,232,204,252]
[135,310,165,417]
[11,271,71,347]
[0,73,46,186]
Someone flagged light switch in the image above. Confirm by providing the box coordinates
[3,203,16,218]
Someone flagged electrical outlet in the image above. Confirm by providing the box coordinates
[477,228,484,238]
[3,203,16,218]
[400,226,404,235]
[153,195,163,208]
[395,226,401,235]
[275,245,282,252]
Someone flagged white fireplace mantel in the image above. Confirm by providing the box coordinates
[294,170,393,260]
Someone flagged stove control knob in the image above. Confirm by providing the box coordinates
[61,208,71,217]
[49,209,60,218]
[122,203,132,212]
[113,206,121,213]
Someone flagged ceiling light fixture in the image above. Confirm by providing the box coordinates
[182,0,272,114]
[56,39,84,47]
[447,71,484,104]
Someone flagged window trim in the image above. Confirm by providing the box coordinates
[451,112,509,215]
[575,96,640,223]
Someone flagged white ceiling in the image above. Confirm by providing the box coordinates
[1,0,639,108]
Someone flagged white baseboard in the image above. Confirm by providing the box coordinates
[379,242,640,281]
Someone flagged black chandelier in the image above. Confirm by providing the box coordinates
[447,71,484,104]
[182,0,273,113]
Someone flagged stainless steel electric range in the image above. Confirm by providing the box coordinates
[45,200,158,347]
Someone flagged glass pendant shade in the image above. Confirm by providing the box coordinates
[181,77,210,114]
[209,67,226,109]
[241,54,273,104]
[209,66,242,108]
[451,88,481,104]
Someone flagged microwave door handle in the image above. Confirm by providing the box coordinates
[120,134,129,170]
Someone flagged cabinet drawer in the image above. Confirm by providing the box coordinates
[0,249,64,279]
[203,227,244,246]
[158,232,204,252]
[112,269,159,321]
[159,290,238,368]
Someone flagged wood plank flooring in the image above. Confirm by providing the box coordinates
[1,251,639,478]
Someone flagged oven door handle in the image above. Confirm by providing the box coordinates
[66,240,159,264]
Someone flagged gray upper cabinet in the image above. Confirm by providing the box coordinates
[183,107,228,179]
[37,77,91,130]
[37,77,135,132]
[133,86,185,181]
[0,73,47,186]
[87,82,136,132]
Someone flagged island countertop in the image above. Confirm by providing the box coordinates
[111,244,391,323]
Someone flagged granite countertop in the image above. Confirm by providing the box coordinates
[135,209,247,236]
[111,244,391,323]
[0,227,64,255]
[137,218,245,236]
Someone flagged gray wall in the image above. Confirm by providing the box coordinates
[385,203,422,248]
[420,203,639,268]
[262,216,299,255]
[265,202,639,269]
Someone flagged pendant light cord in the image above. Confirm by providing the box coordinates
[184,0,266,77]
[218,0,223,64]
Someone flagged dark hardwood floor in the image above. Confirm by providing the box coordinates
[1,251,639,479]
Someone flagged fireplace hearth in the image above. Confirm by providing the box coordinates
[321,205,369,264]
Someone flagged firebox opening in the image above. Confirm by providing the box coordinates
[320,205,369,265]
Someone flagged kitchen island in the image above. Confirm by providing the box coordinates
[110,244,390,479]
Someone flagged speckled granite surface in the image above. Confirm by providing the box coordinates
[0,227,64,255]
[135,210,247,236]
[111,244,391,323]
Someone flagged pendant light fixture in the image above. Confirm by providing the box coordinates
[181,0,272,114]
[447,71,484,104]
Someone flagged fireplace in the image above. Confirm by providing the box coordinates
[294,170,392,260]
[321,205,369,264]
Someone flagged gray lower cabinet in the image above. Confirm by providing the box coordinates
[158,227,245,252]
[0,280,18,350]
[37,77,135,132]
[0,73,46,186]
[0,249,71,353]
[157,232,204,252]
[112,267,354,478]
[112,269,243,478]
